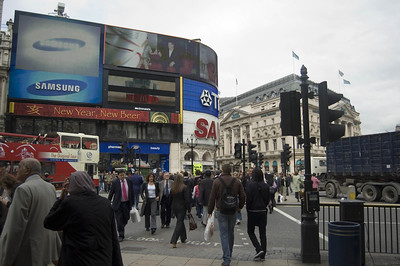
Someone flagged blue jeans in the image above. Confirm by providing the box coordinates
[217,211,237,265]
[134,193,140,209]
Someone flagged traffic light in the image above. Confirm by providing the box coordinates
[318,81,345,146]
[280,91,301,136]
[128,147,136,163]
[234,143,242,159]
[248,141,257,164]
[258,153,264,167]
[118,142,127,163]
[283,144,292,164]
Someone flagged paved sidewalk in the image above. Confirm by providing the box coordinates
[120,251,400,266]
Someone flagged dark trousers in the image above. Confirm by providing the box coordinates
[247,211,267,254]
[171,209,187,244]
[161,196,172,226]
[115,201,131,238]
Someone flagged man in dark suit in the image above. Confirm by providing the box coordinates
[159,172,174,228]
[108,169,135,242]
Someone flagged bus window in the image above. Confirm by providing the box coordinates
[41,162,56,176]
[61,136,80,149]
[12,161,20,175]
[82,137,98,150]
[0,160,11,174]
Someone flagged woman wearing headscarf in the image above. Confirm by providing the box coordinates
[44,171,123,266]
[169,173,191,248]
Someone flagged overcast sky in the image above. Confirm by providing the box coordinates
[2,0,399,135]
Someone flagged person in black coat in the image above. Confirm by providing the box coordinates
[108,170,135,242]
[246,167,270,261]
[44,171,123,266]
[169,173,191,248]
[198,170,214,226]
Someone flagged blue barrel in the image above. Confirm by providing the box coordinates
[328,221,361,266]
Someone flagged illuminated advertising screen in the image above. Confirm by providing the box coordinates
[183,79,218,117]
[9,11,104,104]
[105,26,217,85]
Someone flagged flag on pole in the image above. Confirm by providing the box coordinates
[236,78,238,86]
[292,51,299,60]
[338,70,344,77]
[343,79,351,85]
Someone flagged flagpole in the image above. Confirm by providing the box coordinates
[235,78,238,106]
[292,50,295,80]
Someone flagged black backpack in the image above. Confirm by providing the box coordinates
[219,177,237,215]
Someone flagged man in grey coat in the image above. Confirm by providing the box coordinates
[0,158,61,266]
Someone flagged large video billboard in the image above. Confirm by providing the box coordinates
[105,26,217,85]
[9,11,104,104]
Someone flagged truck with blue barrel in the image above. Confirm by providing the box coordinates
[319,131,400,203]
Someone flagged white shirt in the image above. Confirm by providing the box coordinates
[147,184,156,198]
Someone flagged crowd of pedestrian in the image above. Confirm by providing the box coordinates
[0,156,312,266]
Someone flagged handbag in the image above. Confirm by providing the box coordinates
[188,213,197,231]
[130,207,141,223]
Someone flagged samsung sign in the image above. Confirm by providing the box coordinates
[183,79,219,117]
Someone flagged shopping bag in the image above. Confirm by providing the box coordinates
[188,213,197,231]
[130,207,141,223]
[204,212,215,241]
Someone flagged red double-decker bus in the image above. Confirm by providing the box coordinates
[0,132,100,189]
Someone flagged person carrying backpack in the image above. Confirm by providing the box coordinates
[207,164,246,266]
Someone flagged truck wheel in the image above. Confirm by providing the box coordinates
[382,186,399,203]
[325,182,337,198]
[362,185,381,202]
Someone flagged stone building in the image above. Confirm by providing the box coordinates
[217,74,361,174]
[0,16,12,132]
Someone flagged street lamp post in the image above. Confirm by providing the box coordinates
[186,134,198,175]
[214,139,218,170]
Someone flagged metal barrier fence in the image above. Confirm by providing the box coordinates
[318,202,400,254]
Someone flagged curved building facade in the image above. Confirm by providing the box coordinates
[6,11,219,175]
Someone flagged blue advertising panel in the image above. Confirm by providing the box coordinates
[9,11,104,104]
[183,79,219,117]
[101,142,170,154]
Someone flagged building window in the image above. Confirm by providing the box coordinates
[257,141,261,150]
[281,138,286,148]
[273,139,277,150]
[264,140,269,151]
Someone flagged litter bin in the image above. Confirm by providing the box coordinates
[328,221,361,266]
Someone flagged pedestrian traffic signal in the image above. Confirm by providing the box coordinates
[234,143,242,159]
[283,144,292,164]
[318,81,345,146]
[258,153,264,167]
[280,91,302,136]
[248,141,257,164]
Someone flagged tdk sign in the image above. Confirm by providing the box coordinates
[33,38,86,52]
[200,89,219,110]
[183,79,219,117]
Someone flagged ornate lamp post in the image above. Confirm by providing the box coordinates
[186,134,198,175]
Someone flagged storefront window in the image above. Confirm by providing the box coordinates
[80,121,96,135]
[63,121,79,133]
[15,118,33,134]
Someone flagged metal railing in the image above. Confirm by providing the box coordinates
[318,202,400,254]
